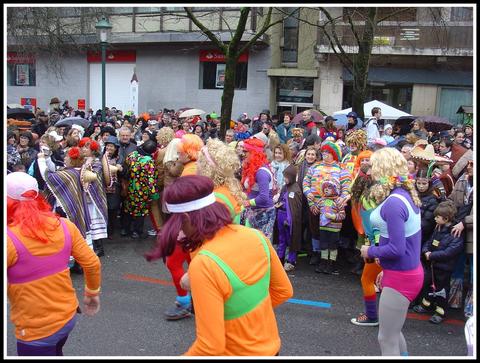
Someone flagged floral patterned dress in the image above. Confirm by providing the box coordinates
[123,151,159,217]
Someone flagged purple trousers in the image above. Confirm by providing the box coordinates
[276,210,297,264]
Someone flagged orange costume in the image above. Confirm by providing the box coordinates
[185,224,293,356]
[7,217,101,341]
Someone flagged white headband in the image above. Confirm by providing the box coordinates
[166,193,216,213]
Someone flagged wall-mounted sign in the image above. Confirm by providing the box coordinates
[199,50,248,63]
[87,50,136,63]
[21,97,36,112]
[78,99,86,110]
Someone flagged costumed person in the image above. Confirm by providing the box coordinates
[316,178,347,275]
[348,150,374,276]
[158,134,204,320]
[288,127,306,164]
[145,175,293,355]
[197,138,246,224]
[147,127,176,236]
[360,147,423,356]
[303,141,351,271]
[412,201,464,324]
[350,156,382,326]
[240,137,277,241]
[273,164,303,272]
[122,140,159,239]
[339,129,368,269]
[79,137,109,257]
[271,143,292,197]
[101,136,123,239]
[7,172,101,356]
[39,147,106,273]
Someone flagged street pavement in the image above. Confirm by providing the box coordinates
[5,231,471,358]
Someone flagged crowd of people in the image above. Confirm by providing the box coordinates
[6,97,474,356]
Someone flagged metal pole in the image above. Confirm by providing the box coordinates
[101,42,106,123]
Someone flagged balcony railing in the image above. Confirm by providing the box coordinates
[318,24,473,52]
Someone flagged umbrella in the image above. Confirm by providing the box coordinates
[394,115,453,134]
[292,109,324,125]
[179,108,206,118]
[7,103,25,109]
[54,116,90,129]
[331,113,363,129]
[7,108,35,120]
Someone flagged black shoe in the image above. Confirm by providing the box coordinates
[131,231,140,239]
[120,229,128,237]
[93,240,105,257]
[429,314,444,324]
[330,260,339,275]
[309,252,320,266]
[323,260,333,275]
[315,259,328,273]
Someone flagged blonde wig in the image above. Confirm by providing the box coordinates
[369,147,421,207]
[345,129,367,151]
[197,138,246,203]
[156,127,175,147]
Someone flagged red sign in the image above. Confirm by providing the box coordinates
[199,50,248,63]
[7,52,35,64]
[78,99,86,110]
[21,98,37,112]
[87,50,136,63]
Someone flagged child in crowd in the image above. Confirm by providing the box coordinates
[274,164,303,272]
[413,201,464,324]
[316,178,346,275]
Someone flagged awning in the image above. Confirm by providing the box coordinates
[343,67,473,87]
[457,105,473,114]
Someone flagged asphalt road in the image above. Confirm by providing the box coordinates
[5,231,471,358]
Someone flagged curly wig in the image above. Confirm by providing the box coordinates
[345,129,367,151]
[197,139,246,203]
[157,126,175,147]
[369,147,421,207]
[177,133,204,161]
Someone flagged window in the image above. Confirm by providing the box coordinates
[135,7,161,14]
[450,7,473,21]
[277,77,313,103]
[343,7,417,22]
[7,53,36,87]
[200,62,248,89]
[342,83,412,113]
[282,8,299,63]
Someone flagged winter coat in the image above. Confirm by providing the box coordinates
[422,224,464,272]
[418,192,440,245]
[448,172,474,254]
[276,123,294,144]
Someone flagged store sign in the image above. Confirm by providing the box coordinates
[21,97,37,112]
[87,50,136,63]
[78,99,86,110]
[7,52,35,64]
[199,50,248,63]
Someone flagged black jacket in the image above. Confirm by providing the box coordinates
[422,224,464,272]
[419,192,440,245]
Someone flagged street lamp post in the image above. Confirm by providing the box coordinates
[95,16,112,123]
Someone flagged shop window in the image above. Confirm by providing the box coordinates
[200,62,248,90]
[7,54,36,87]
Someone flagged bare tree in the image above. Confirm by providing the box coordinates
[7,7,108,81]
[185,7,297,139]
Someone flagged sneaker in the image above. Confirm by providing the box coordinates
[147,228,157,237]
[284,262,295,272]
[131,231,140,239]
[351,313,379,327]
[315,259,328,273]
[164,304,192,321]
[323,260,334,275]
[429,314,444,324]
[412,305,429,314]
[309,252,320,266]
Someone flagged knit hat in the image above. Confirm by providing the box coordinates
[7,172,39,201]
[320,178,341,197]
[321,141,342,162]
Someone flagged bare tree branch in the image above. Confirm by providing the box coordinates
[184,7,226,52]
